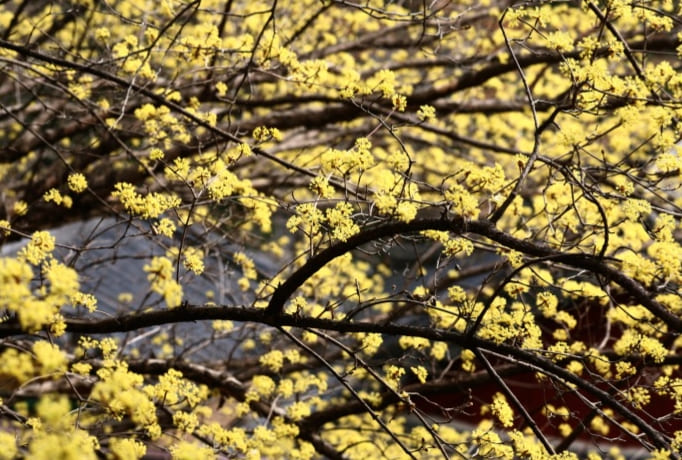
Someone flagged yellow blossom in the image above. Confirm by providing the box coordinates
[44,188,65,206]
[0,220,9,237]
[215,81,228,96]
[249,375,276,399]
[19,231,55,265]
[12,200,27,216]
[392,94,407,111]
[143,257,183,308]
[286,401,311,421]
[170,441,215,460]
[108,438,147,460]
[67,173,88,193]
[173,411,199,434]
[32,341,67,375]
[410,366,428,383]
[182,246,204,275]
[259,350,284,372]
[0,432,17,460]
[417,104,436,121]
[490,392,514,427]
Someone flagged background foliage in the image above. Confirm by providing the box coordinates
[1,0,682,458]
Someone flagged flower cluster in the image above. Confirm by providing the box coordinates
[143,256,183,308]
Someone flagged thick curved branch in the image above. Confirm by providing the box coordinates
[28,306,671,450]
[262,216,681,332]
